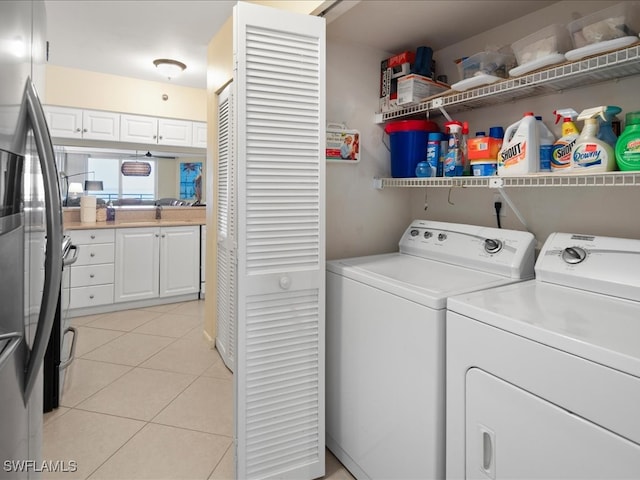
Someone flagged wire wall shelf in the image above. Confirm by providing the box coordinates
[374,172,640,189]
[375,44,640,123]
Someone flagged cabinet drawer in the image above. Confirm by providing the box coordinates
[69,229,115,245]
[75,243,115,266]
[69,284,114,309]
[70,264,115,288]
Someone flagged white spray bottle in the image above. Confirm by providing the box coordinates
[572,107,616,172]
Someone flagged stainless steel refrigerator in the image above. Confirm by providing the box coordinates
[1,1,64,477]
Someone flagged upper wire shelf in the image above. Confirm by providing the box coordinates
[374,43,640,123]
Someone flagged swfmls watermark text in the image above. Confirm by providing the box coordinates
[3,460,78,473]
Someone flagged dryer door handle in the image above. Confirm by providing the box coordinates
[479,424,496,479]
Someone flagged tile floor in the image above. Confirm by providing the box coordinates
[43,300,354,480]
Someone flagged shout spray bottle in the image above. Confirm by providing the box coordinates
[551,108,580,173]
[572,107,616,172]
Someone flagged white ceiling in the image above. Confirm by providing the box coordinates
[44,0,559,90]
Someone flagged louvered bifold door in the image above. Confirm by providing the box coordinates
[233,3,326,479]
[216,83,236,372]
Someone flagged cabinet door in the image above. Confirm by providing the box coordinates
[192,121,207,148]
[157,118,193,147]
[120,114,159,144]
[234,3,326,479]
[159,226,200,297]
[82,110,120,141]
[114,228,159,302]
[44,106,83,139]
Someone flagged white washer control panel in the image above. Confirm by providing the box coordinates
[398,220,536,280]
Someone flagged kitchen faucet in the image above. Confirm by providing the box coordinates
[155,205,162,220]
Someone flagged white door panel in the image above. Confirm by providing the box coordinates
[233,3,326,479]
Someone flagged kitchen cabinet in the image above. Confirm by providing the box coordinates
[114,225,200,303]
[65,228,115,310]
[192,121,207,148]
[45,106,119,141]
[120,114,193,147]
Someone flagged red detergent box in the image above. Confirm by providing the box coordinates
[380,51,415,112]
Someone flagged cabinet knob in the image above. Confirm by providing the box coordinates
[279,275,291,290]
[83,128,88,133]
[153,135,157,139]
[75,128,81,132]
[90,253,95,257]
[89,274,95,278]
[89,295,94,299]
[155,234,159,238]
[158,135,163,140]
[161,234,166,238]
[90,235,95,239]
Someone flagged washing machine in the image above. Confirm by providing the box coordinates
[446,232,640,480]
[326,220,536,480]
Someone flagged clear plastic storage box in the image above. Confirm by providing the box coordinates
[511,24,573,65]
[457,51,516,80]
[567,2,640,49]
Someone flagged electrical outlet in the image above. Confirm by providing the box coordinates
[492,193,506,217]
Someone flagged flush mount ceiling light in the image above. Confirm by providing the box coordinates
[153,58,186,80]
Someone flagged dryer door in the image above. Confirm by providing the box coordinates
[465,368,640,479]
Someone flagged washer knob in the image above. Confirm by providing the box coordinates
[562,246,587,264]
[410,229,419,237]
[423,231,432,239]
[438,232,447,241]
[484,238,503,254]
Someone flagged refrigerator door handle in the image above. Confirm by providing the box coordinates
[0,332,23,374]
[59,326,77,370]
[21,79,64,404]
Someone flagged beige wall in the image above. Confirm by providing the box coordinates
[45,65,207,121]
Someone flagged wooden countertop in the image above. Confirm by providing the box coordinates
[64,219,205,230]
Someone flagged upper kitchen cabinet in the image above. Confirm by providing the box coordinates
[192,121,207,148]
[45,105,119,141]
[120,114,193,147]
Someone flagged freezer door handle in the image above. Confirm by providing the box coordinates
[0,332,23,374]
[59,327,77,370]
[15,79,64,403]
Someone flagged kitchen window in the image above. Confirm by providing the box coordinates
[88,157,156,202]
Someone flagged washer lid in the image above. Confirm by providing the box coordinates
[327,252,514,309]
[448,281,640,378]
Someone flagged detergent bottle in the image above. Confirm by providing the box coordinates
[572,107,616,172]
[498,112,539,176]
[551,108,580,173]
[615,111,640,171]
[536,116,555,173]
[597,106,622,148]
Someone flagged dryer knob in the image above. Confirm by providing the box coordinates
[562,246,587,264]
[423,231,433,239]
[484,238,503,254]
[410,229,419,237]
[438,232,447,241]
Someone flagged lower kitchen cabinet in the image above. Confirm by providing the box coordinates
[114,226,200,303]
[65,228,116,310]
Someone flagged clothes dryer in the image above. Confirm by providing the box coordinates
[447,232,640,480]
[326,220,536,480]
